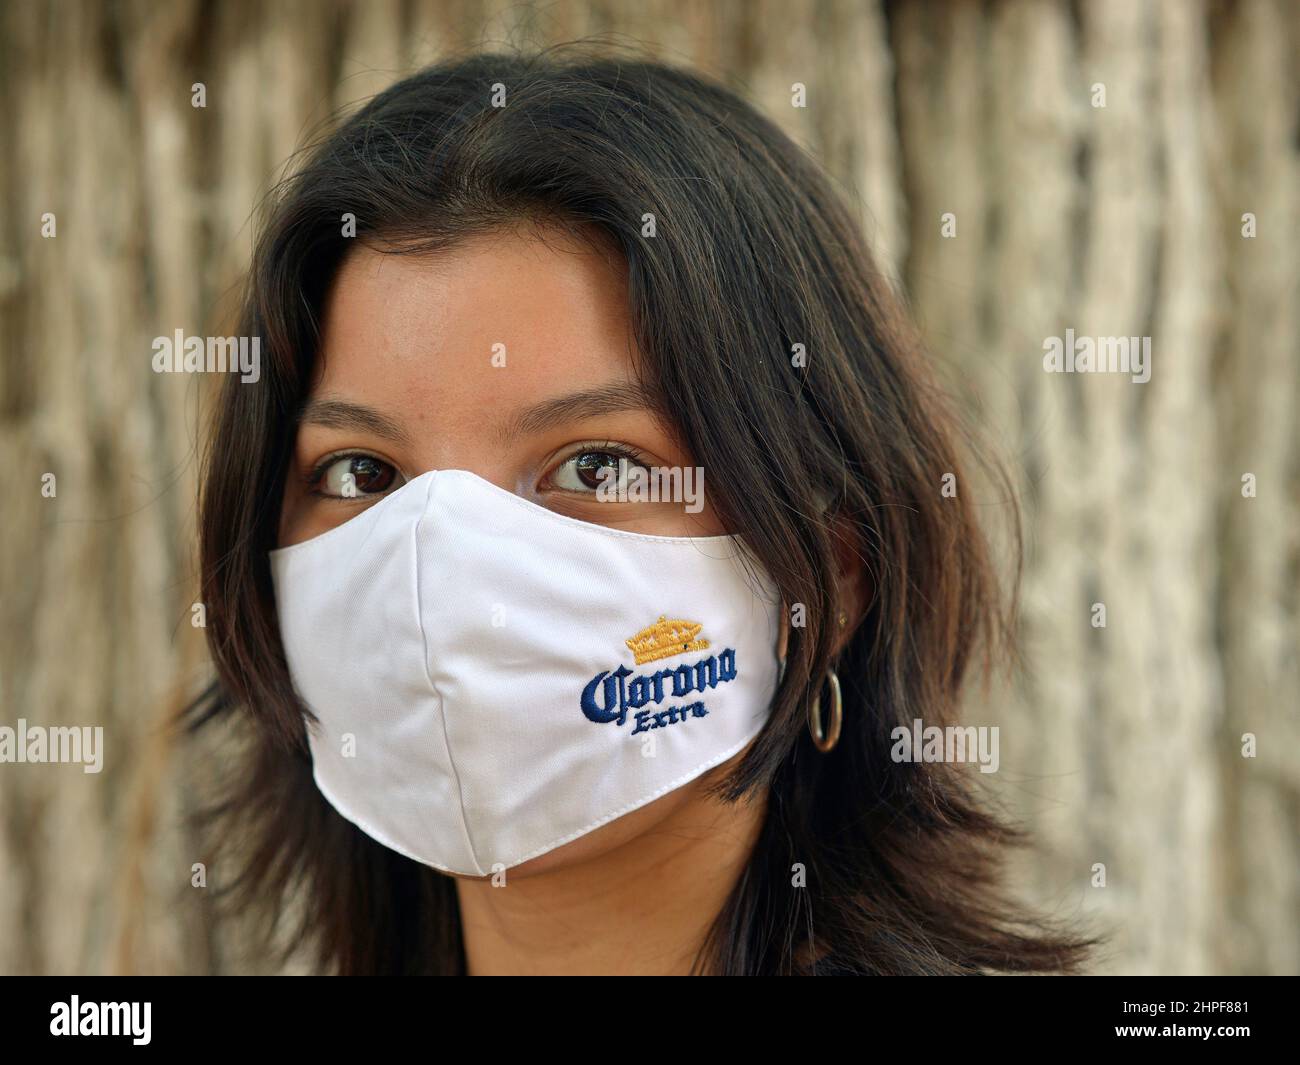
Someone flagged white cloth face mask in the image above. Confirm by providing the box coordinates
[269,468,783,877]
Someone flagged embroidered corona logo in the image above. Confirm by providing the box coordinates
[582,614,738,735]
[625,615,710,666]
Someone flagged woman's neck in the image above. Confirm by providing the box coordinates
[454,782,768,975]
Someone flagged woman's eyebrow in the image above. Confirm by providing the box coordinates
[297,397,413,446]
[501,382,656,444]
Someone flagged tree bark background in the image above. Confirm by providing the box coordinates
[0,0,1295,974]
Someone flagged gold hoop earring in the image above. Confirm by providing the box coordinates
[808,668,842,753]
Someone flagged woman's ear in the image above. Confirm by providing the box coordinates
[774,515,869,663]
[829,515,869,656]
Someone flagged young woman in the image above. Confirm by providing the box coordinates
[187,47,1096,976]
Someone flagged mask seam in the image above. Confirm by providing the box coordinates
[414,473,483,876]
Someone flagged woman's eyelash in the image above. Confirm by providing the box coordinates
[552,441,649,480]
[561,440,646,465]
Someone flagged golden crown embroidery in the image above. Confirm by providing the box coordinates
[582,615,737,735]
[625,615,710,666]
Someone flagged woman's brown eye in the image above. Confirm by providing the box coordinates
[319,455,401,497]
[551,450,642,493]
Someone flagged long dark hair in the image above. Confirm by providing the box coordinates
[186,44,1098,975]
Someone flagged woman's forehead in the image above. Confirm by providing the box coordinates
[312,230,638,408]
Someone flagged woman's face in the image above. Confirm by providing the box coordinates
[278,222,748,879]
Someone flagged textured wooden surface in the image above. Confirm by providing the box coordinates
[0,0,1295,974]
